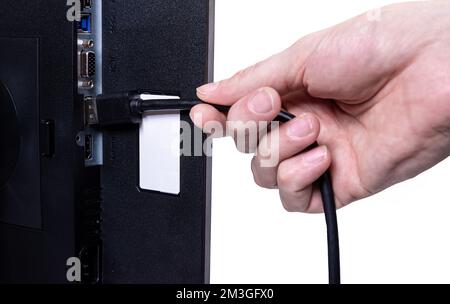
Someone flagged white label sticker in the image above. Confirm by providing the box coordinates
[139,95,180,195]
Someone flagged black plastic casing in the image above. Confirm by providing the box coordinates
[0,1,85,283]
[0,0,214,283]
[95,91,141,126]
[101,0,214,283]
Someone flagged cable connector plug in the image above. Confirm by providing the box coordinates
[85,90,295,127]
[85,91,143,126]
[85,91,206,126]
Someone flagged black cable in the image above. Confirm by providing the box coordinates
[274,110,340,284]
[90,92,341,284]
[319,171,340,284]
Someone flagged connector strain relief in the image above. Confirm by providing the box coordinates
[95,91,140,126]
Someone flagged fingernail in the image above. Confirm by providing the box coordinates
[190,111,203,127]
[248,89,274,114]
[287,115,313,138]
[305,146,328,164]
[197,82,219,95]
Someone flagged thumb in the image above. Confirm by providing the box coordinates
[197,34,322,105]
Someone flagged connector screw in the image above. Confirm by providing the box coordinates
[78,39,94,49]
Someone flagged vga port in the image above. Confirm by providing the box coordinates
[80,51,96,78]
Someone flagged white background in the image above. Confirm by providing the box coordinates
[211,0,450,284]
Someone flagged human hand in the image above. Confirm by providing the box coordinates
[190,0,450,213]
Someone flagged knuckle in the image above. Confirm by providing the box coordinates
[252,172,270,189]
[251,158,262,184]
[280,196,299,213]
[277,162,297,190]
[252,173,264,188]
[232,63,259,82]
[246,62,260,76]
[251,158,277,189]
[280,190,311,213]
[231,62,261,83]
[234,137,256,154]
[232,125,259,154]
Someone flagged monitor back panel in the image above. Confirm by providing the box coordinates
[101,0,214,284]
[0,1,80,283]
[0,0,213,283]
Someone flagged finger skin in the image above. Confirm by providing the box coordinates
[190,87,281,130]
[226,87,281,123]
[196,50,297,105]
[192,1,450,214]
[191,87,283,152]
[225,87,281,152]
[252,113,321,189]
[196,33,321,106]
[277,146,331,213]
[190,104,227,137]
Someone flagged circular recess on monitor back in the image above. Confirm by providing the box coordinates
[0,80,20,188]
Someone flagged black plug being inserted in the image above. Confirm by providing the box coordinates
[86,91,341,284]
